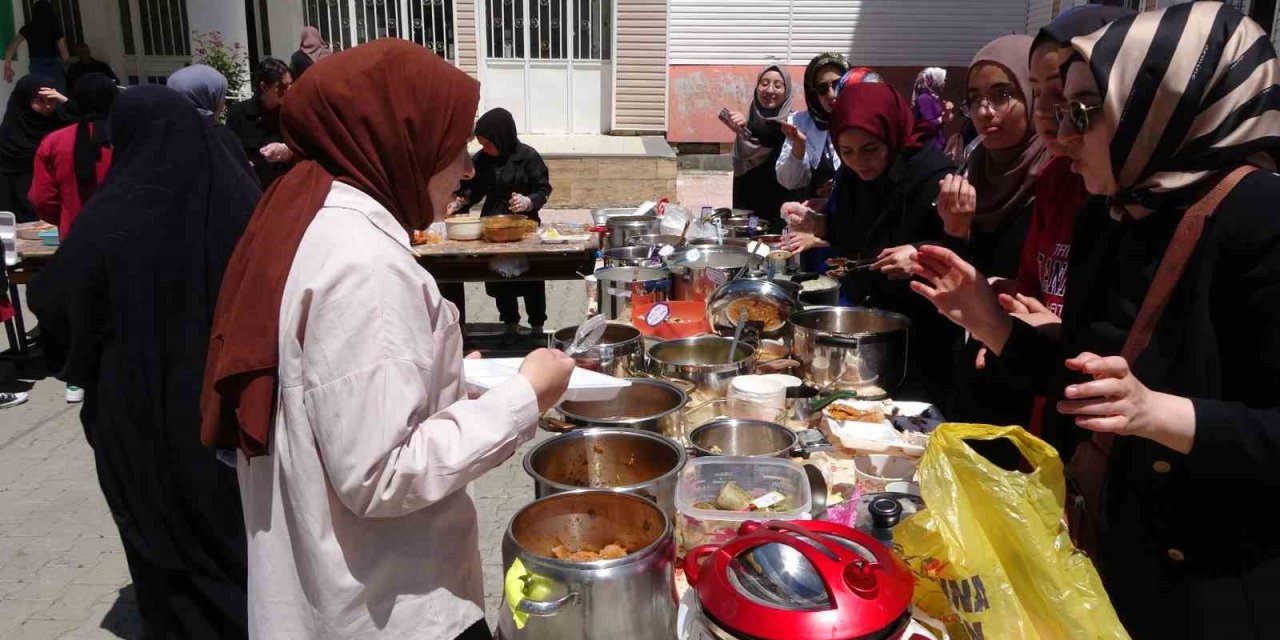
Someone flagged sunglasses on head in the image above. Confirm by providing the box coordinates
[1054,100,1103,133]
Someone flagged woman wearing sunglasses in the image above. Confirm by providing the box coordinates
[776,53,850,204]
[911,4,1280,635]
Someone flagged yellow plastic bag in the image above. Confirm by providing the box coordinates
[894,423,1129,640]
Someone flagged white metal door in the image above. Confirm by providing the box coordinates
[302,0,456,61]
[117,0,191,85]
[480,0,612,134]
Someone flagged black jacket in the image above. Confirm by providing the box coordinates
[825,147,958,405]
[225,96,289,188]
[1001,169,1280,638]
[455,142,552,222]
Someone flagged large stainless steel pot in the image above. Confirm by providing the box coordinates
[667,246,758,302]
[594,266,670,321]
[647,336,755,399]
[498,491,676,640]
[551,323,644,377]
[557,378,687,438]
[791,307,909,399]
[602,245,662,268]
[688,237,750,248]
[688,419,797,458]
[605,215,660,249]
[524,428,686,519]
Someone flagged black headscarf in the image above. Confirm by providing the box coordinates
[1034,4,1135,52]
[803,53,850,131]
[0,74,64,173]
[69,72,117,197]
[475,107,519,159]
[28,85,258,603]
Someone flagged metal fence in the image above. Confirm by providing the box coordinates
[303,0,455,61]
[485,0,610,60]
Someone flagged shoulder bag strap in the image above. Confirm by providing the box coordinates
[1095,165,1257,455]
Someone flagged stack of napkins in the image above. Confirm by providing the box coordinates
[463,358,631,402]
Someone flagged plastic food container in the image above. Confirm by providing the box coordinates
[726,376,786,422]
[675,457,811,552]
[852,454,919,494]
[444,215,483,240]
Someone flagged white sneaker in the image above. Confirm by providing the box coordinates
[0,391,28,409]
[65,385,84,403]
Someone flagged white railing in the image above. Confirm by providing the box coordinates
[484,0,609,60]
[303,0,455,61]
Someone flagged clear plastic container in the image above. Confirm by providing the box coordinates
[675,457,812,552]
[726,375,786,422]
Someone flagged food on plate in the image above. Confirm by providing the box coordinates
[550,543,629,562]
[411,230,443,246]
[725,298,784,332]
[825,402,886,424]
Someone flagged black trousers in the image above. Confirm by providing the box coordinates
[456,619,492,640]
[485,281,546,326]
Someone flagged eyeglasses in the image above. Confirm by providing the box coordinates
[960,89,1018,117]
[1054,100,1103,133]
[815,80,840,96]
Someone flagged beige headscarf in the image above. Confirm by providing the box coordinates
[1068,1,1280,220]
[966,35,1050,232]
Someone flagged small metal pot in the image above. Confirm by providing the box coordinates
[606,215,660,249]
[524,428,687,520]
[594,266,671,321]
[557,378,687,438]
[646,336,755,398]
[551,323,644,377]
[791,307,910,399]
[667,246,758,302]
[603,245,663,268]
[791,274,841,306]
[688,419,833,460]
[498,491,676,640]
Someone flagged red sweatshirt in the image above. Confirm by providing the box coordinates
[29,123,114,240]
[1016,155,1086,316]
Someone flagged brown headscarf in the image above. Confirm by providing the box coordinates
[966,35,1049,232]
[299,26,332,62]
[199,39,480,457]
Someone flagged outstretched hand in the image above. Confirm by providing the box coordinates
[909,245,1010,351]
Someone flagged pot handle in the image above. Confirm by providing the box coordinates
[814,334,863,348]
[540,416,576,433]
[683,545,719,586]
[633,370,698,395]
[517,590,580,617]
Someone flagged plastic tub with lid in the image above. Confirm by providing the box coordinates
[675,457,810,551]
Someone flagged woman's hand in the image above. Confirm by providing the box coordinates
[508,193,533,213]
[872,245,918,280]
[998,292,1060,338]
[780,201,816,232]
[3,63,13,84]
[780,231,828,254]
[519,348,576,413]
[936,173,977,239]
[260,142,294,164]
[909,244,1011,352]
[37,88,67,104]
[1058,353,1196,453]
[781,122,807,159]
[722,110,748,136]
[446,197,466,216]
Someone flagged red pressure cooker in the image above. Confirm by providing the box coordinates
[684,520,917,640]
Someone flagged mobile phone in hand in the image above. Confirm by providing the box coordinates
[718,108,733,126]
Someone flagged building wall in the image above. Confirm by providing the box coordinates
[455,0,477,76]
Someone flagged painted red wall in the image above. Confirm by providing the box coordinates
[666,64,968,144]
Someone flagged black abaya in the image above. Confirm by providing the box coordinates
[0,75,66,221]
[28,86,261,639]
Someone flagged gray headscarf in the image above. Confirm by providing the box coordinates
[732,64,793,176]
[167,65,228,122]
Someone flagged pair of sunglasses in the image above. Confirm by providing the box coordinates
[815,80,840,95]
[1054,100,1103,132]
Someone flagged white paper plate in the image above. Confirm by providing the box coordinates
[463,358,631,402]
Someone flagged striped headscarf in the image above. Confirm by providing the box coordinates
[1068,1,1280,220]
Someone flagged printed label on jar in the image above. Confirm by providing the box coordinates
[645,302,670,327]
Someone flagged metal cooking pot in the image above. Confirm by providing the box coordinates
[603,245,663,268]
[498,491,676,640]
[667,246,758,302]
[594,266,671,321]
[688,419,833,460]
[789,274,841,306]
[551,323,644,377]
[628,234,685,250]
[556,378,687,438]
[524,428,686,520]
[688,236,750,248]
[647,336,755,399]
[751,235,803,275]
[606,215,660,249]
[705,278,799,341]
[791,307,909,400]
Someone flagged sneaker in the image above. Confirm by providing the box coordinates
[65,385,84,403]
[0,391,28,409]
